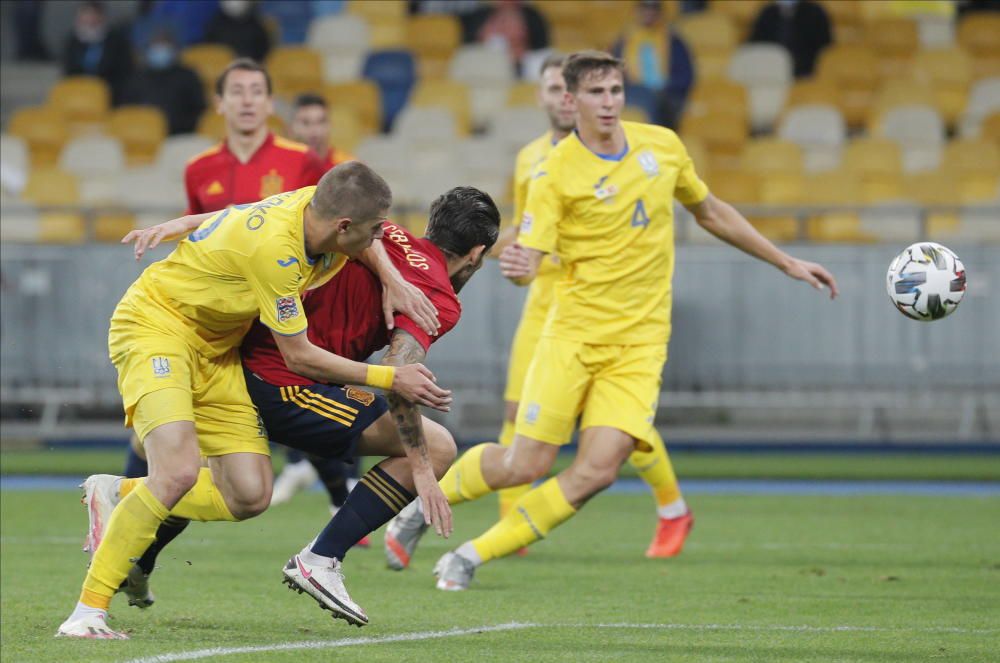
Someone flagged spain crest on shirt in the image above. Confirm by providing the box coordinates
[260,169,285,198]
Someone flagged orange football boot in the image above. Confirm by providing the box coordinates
[644,511,693,558]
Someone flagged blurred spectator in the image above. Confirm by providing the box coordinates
[957,0,1000,15]
[748,0,832,78]
[465,0,549,73]
[288,93,354,170]
[131,0,220,50]
[62,1,134,104]
[13,0,50,61]
[612,0,694,128]
[121,31,206,135]
[204,0,272,63]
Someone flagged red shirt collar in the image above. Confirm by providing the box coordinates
[221,131,275,163]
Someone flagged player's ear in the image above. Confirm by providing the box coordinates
[335,217,352,233]
[467,245,486,265]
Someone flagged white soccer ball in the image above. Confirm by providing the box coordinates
[886,242,967,321]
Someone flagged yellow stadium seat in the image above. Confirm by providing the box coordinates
[266,47,324,99]
[867,79,937,131]
[401,211,428,237]
[197,111,284,139]
[108,106,168,165]
[22,167,85,242]
[980,111,1000,144]
[410,79,472,136]
[782,79,843,120]
[676,13,738,80]
[942,139,1000,203]
[48,76,110,132]
[865,17,919,79]
[8,106,70,167]
[741,139,803,176]
[534,0,589,31]
[181,44,237,99]
[680,111,748,168]
[407,14,462,80]
[348,0,406,47]
[684,136,710,182]
[842,137,904,203]
[685,79,748,122]
[327,106,367,153]
[708,0,767,40]
[911,49,973,127]
[622,106,649,123]
[507,81,538,108]
[93,211,137,242]
[709,168,758,204]
[583,2,634,50]
[957,13,1000,80]
[323,81,382,135]
[818,0,864,44]
[803,171,873,242]
[816,44,880,129]
[904,170,961,236]
[552,25,591,53]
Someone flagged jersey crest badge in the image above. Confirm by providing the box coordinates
[206,180,224,196]
[593,176,618,202]
[638,150,660,178]
[520,213,533,234]
[260,169,285,198]
[275,296,300,322]
[524,402,540,425]
[151,356,171,377]
[344,387,375,406]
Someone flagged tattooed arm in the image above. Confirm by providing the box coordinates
[381,329,453,537]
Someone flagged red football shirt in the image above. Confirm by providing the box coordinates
[184,133,328,214]
[320,145,356,171]
[241,222,462,387]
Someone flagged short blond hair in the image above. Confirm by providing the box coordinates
[562,50,625,93]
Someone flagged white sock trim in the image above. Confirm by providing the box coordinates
[69,602,107,622]
[455,542,482,567]
[657,497,688,520]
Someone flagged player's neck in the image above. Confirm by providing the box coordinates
[301,205,324,258]
[226,125,269,164]
[551,127,571,142]
[445,255,473,293]
[576,123,625,156]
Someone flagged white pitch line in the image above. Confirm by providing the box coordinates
[122,621,999,662]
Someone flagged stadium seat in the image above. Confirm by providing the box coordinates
[21,167,86,243]
[455,136,516,179]
[867,79,938,130]
[727,44,793,132]
[754,172,804,242]
[683,136,711,183]
[873,105,945,173]
[363,50,417,131]
[410,79,472,136]
[802,171,872,243]
[955,207,1000,242]
[622,106,650,123]
[488,107,551,153]
[348,0,406,48]
[266,47,324,99]
[48,76,110,132]
[8,107,70,167]
[108,106,168,165]
[818,0,864,44]
[816,44,880,128]
[117,166,186,225]
[959,77,1000,138]
[355,135,412,180]
[59,135,125,178]
[155,134,217,179]
[260,0,313,44]
[842,138,904,203]
[858,203,922,242]
[93,211,138,243]
[675,13,738,80]
[326,105,367,153]
[0,205,40,242]
[449,45,515,129]
[942,139,1000,203]
[865,17,919,78]
[903,170,961,236]
[708,0,766,40]
[782,79,842,115]
[979,110,1000,143]
[707,168,757,204]
[1,134,29,178]
[534,0,589,33]
[407,14,462,80]
[506,81,538,108]
[307,14,369,82]
[777,104,845,172]
[681,111,748,170]
[181,44,237,99]
[911,48,973,127]
[581,1,635,51]
[323,80,382,135]
[392,107,459,148]
[684,79,748,125]
[741,139,803,176]
[957,13,1000,80]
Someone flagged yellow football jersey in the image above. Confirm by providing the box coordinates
[115,187,347,358]
[518,121,709,345]
[513,130,563,290]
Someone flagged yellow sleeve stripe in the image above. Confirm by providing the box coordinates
[273,136,310,153]
[360,475,407,511]
[186,143,223,165]
[300,387,359,415]
[366,470,409,508]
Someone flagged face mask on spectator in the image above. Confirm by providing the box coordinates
[147,43,176,70]
[220,0,252,17]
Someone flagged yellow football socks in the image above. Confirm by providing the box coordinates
[496,420,532,518]
[471,477,576,562]
[80,482,167,609]
[439,443,492,505]
[166,468,238,522]
[628,429,682,507]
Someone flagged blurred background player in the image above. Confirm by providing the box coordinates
[289,93,356,171]
[428,51,838,590]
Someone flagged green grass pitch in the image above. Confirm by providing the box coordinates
[1,488,998,662]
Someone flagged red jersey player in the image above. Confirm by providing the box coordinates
[121,187,501,627]
[289,93,355,172]
[184,58,327,214]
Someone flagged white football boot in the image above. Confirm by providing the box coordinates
[433,551,477,591]
[282,553,368,626]
[270,460,318,506]
[384,500,428,570]
[55,612,128,640]
[80,474,121,559]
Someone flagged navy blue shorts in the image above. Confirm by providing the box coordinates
[243,366,389,461]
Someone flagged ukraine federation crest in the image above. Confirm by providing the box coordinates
[276,296,300,322]
[638,150,659,178]
[151,356,171,377]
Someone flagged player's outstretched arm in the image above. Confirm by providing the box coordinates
[498,243,545,286]
[272,329,453,411]
[359,239,440,336]
[121,212,214,260]
[381,329,453,537]
[687,193,839,299]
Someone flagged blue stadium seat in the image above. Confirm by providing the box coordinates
[261,1,313,44]
[625,84,660,125]
[362,50,416,132]
[311,0,346,17]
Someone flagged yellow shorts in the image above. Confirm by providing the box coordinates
[502,270,557,403]
[109,326,268,458]
[515,338,666,449]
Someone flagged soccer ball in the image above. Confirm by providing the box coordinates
[886,242,966,321]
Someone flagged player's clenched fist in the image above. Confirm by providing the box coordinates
[499,243,533,282]
[392,363,452,411]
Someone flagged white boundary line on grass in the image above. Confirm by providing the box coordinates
[123,621,998,662]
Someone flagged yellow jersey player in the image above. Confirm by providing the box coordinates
[56,163,452,639]
[427,51,839,590]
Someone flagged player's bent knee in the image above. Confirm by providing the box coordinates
[227,496,270,520]
[506,459,548,486]
[567,462,617,493]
